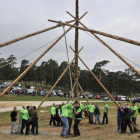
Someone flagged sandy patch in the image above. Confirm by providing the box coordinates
[0,102,33,108]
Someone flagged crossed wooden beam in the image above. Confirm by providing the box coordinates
[0,9,139,132]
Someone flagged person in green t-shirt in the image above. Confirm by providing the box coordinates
[84,105,88,118]
[49,103,56,127]
[17,106,24,133]
[60,100,73,138]
[20,106,30,135]
[73,101,82,137]
[131,102,138,132]
[68,104,74,135]
[88,102,94,124]
[102,101,108,124]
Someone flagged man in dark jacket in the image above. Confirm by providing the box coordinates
[121,103,133,133]
[31,106,39,135]
[116,102,123,132]
[94,103,102,124]
[28,106,33,132]
[10,107,17,134]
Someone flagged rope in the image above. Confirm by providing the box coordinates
[0,37,59,69]
[62,25,74,98]
[84,30,140,68]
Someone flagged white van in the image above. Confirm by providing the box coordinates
[120,96,127,101]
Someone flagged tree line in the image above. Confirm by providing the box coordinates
[0,55,140,97]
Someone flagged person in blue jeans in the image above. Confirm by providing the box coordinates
[116,102,123,131]
[94,103,102,124]
[60,99,73,138]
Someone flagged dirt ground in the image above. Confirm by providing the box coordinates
[1,118,140,140]
[0,102,33,108]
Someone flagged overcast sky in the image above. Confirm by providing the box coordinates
[0,0,140,72]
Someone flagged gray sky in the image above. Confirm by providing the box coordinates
[0,0,140,72]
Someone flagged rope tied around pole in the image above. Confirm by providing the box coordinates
[62,25,74,98]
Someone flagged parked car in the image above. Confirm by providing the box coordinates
[103,97,110,100]
[27,88,34,94]
[39,87,43,91]
[30,86,35,89]
[85,92,90,96]
[88,94,94,99]
[79,95,83,98]
[94,95,101,99]
[51,91,56,96]
[59,92,64,97]
[43,92,52,97]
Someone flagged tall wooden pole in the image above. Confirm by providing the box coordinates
[0,12,87,99]
[75,0,79,97]
[48,19,140,46]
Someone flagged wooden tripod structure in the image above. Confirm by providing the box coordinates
[0,0,140,132]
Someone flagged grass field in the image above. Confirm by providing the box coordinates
[0,94,100,101]
[0,102,140,140]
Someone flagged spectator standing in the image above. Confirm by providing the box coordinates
[20,106,30,135]
[102,101,108,124]
[88,102,94,124]
[17,106,24,133]
[49,103,56,127]
[31,106,39,135]
[94,103,102,124]
[10,107,17,134]
[131,102,138,133]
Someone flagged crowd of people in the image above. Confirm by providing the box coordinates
[9,100,138,138]
[117,102,138,134]
[10,105,39,135]
[49,100,109,138]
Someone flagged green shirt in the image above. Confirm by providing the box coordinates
[68,105,74,118]
[22,109,29,120]
[80,103,84,110]
[104,104,108,113]
[131,105,138,118]
[88,105,94,113]
[61,101,72,117]
[18,109,24,119]
[75,108,82,120]
[51,106,56,116]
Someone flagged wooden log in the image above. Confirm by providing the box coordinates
[67,12,140,77]
[74,0,79,98]
[67,81,77,103]
[0,12,87,100]
[78,82,89,103]
[0,16,86,48]
[48,19,140,46]
[36,57,75,110]
[0,24,59,48]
